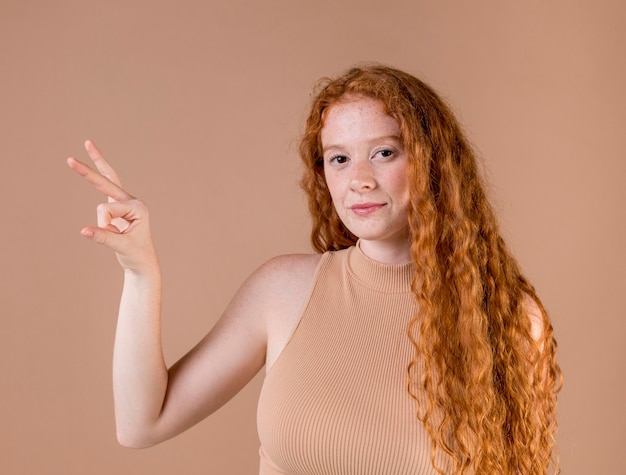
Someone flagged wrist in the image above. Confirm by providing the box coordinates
[123,262,162,284]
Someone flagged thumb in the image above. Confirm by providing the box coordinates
[80,226,124,249]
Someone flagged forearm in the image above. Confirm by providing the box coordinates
[113,266,167,447]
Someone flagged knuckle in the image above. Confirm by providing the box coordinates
[133,199,148,211]
[92,231,105,244]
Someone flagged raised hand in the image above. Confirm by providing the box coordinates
[66,141,283,449]
[67,140,158,274]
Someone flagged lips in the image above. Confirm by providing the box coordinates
[350,202,385,216]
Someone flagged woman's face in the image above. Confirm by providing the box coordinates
[321,96,411,257]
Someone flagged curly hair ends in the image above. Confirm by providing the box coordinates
[299,64,562,474]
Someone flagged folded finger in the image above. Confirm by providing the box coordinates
[96,200,144,232]
[96,205,129,233]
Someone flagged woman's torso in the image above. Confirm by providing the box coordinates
[258,245,451,474]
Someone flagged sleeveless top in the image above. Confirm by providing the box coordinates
[257,244,451,474]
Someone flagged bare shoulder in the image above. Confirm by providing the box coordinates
[226,253,321,308]
[252,253,323,371]
[254,253,322,289]
[522,294,545,343]
[241,252,322,326]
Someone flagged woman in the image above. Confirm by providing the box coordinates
[68,64,561,474]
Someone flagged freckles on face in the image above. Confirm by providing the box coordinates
[320,96,411,247]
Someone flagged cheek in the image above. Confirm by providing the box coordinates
[389,170,410,203]
[323,171,341,202]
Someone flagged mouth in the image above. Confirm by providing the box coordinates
[350,202,386,216]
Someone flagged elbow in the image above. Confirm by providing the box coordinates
[116,427,158,449]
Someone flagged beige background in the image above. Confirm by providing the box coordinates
[1,0,624,473]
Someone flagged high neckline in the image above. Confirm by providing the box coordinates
[346,241,415,293]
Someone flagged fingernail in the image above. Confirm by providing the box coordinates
[81,229,94,238]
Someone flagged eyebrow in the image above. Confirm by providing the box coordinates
[321,134,402,154]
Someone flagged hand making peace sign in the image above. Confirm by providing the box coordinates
[67,140,158,274]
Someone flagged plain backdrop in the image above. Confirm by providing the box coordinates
[1,0,624,473]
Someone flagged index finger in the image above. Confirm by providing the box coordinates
[67,156,134,202]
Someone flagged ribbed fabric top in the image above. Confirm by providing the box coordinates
[257,243,450,474]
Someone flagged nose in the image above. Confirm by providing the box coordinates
[350,160,377,192]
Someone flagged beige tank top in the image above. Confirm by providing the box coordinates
[257,244,450,474]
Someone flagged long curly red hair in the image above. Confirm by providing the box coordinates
[299,64,562,474]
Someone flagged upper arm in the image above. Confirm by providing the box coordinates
[147,254,318,444]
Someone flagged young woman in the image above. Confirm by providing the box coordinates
[68,65,561,474]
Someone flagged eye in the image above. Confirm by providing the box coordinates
[328,154,348,165]
[374,149,394,159]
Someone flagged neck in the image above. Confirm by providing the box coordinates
[357,239,412,264]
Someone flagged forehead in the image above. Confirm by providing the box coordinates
[321,96,400,144]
